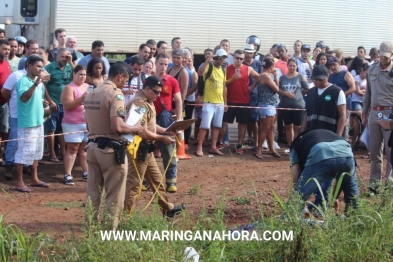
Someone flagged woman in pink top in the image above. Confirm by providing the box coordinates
[60,65,88,185]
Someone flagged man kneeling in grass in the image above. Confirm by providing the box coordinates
[289,129,358,214]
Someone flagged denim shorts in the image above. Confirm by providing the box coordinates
[44,104,64,132]
[62,123,88,143]
[201,103,224,129]
[351,101,363,111]
[257,103,276,119]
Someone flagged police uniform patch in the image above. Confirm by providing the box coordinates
[117,94,124,101]
[117,107,125,116]
[141,107,146,113]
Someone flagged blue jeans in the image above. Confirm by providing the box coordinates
[5,118,17,166]
[157,141,177,185]
[293,157,358,212]
[156,109,177,185]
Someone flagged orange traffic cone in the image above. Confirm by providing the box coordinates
[177,130,191,160]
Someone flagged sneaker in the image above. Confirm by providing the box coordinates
[141,180,150,191]
[82,173,88,182]
[164,203,186,218]
[223,140,230,146]
[64,174,75,185]
[262,140,268,149]
[216,142,224,150]
[167,184,177,193]
[236,144,244,155]
[274,141,280,150]
[4,166,13,180]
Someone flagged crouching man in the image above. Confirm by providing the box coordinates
[124,76,185,217]
[288,129,358,213]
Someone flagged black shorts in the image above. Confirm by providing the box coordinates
[223,103,250,124]
[279,110,304,126]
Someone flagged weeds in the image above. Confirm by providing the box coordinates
[2,173,393,261]
[229,196,252,205]
[188,185,201,195]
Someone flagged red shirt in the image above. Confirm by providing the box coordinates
[153,74,180,114]
[275,59,288,75]
[0,60,11,103]
[226,64,250,104]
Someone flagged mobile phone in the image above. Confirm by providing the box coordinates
[87,85,95,93]
[235,69,240,74]
[213,56,219,60]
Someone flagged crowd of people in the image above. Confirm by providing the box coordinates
[1,26,393,228]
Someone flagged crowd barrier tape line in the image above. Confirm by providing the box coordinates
[2,130,89,143]
[189,104,306,110]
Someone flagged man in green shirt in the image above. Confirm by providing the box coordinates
[14,55,49,192]
[44,48,73,161]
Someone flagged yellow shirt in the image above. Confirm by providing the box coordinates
[203,64,225,104]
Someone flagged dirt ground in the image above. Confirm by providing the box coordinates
[0,139,374,239]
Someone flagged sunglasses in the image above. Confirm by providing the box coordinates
[63,72,68,80]
[150,88,161,95]
[234,57,244,61]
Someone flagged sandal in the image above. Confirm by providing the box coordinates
[209,150,223,156]
[268,152,281,158]
[253,153,263,159]
[48,157,59,162]
[195,151,203,157]
[15,187,32,193]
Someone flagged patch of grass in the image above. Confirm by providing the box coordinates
[43,201,82,209]
[229,196,252,205]
[188,185,201,195]
[3,174,393,261]
[246,190,257,195]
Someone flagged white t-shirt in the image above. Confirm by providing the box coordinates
[3,69,45,118]
[316,84,346,105]
[352,75,366,102]
[297,59,315,80]
[226,54,234,65]
[122,75,145,107]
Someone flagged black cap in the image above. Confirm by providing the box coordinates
[144,76,163,88]
[327,57,340,64]
[301,44,311,51]
[316,41,327,48]
[312,65,329,80]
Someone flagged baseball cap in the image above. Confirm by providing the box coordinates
[301,44,311,51]
[15,36,27,44]
[144,76,163,88]
[312,65,329,80]
[243,43,255,53]
[215,49,227,57]
[379,41,393,57]
[172,49,183,56]
[327,57,340,64]
[316,41,327,48]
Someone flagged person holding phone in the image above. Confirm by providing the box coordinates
[60,65,88,185]
[221,49,259,154]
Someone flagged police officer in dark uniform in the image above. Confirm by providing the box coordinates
[84,61,143,230]
[124,76,185,217]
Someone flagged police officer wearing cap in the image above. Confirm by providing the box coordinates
[362,41,393,193]
[84,61,143,230]
[123,76,185,217]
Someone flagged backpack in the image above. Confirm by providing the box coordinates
[197,63,226,96]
